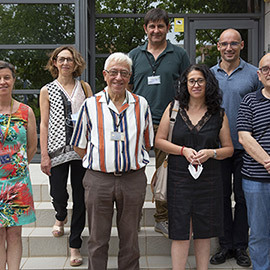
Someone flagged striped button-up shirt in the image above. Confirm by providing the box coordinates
[71,87,154,173]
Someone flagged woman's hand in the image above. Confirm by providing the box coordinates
[41,154,51,176]
[182,147,199,164]
[193,149,212,164]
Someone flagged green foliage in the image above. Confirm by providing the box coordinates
[0,1,260,97]
[0,4,75,44]
[0,3,76,122]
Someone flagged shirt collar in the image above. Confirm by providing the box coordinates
[140,40,174,54]
[256,88,268,101]
[217,58,245,72]
[99,87,136,105]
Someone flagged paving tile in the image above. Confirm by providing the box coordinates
[147,255,173,269]
[145,227,171,256]
[143,201,155,226]
[22,257,66,269]
[28,228,68,256]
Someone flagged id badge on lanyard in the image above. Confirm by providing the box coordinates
[111,131,125,141]
[147,75,161,85]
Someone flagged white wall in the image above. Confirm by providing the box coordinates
[265,2,270,53]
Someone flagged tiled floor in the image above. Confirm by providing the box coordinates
[20,255,252,270]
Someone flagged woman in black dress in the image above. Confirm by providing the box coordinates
[155,64,233,270]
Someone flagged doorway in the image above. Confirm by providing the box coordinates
[185,18,263,67]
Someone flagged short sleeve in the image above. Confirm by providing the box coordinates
[237,95,253,133]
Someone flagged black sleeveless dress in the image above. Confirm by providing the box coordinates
[167,104,224,240]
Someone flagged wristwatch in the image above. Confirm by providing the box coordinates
[213,149,217,159]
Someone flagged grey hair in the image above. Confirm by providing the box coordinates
[104,52,132,72]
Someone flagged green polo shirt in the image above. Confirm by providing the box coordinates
[129,40,190,125]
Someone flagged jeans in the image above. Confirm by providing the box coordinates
[242,179,270,270]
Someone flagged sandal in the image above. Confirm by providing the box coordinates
[70,256,83,267]
[52,218,67,237]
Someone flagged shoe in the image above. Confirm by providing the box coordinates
[52,217,67,237]
[154,221,168,238]
[70,248,83,267]
[234,248,251,267]
[210,248,234,265]
[70,256,83,267]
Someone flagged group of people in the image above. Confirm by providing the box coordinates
[1,6,270,270]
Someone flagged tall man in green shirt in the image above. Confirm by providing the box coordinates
[128,8,190,237]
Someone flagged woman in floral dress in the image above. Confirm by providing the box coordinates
[0,61,37,270]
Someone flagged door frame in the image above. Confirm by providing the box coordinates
[185,16,264,66]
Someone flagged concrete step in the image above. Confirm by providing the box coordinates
[26,201,155,228]
[23,160,247,270]
[19,255,252,270]
[29,162,156,203]
[22,226,221,258]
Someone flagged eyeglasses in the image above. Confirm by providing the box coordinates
[187,78,206,87]
[105,69,130,78]
[219,42,241,48]
[57,57,74,63]
[259,65,270,75]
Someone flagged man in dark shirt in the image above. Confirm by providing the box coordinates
[128,8,190,237]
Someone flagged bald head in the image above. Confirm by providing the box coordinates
[217,28,244,65]
[259,53,270,68]
[257,53,270,90]
[219,28,242,42]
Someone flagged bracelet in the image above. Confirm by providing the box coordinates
[180,146,185,156]
[213,149,217,159]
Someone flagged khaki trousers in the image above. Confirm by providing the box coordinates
[83,168,147,270]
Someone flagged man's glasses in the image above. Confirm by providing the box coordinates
[105,69,130,78]
[187,78,206,87]
[57,57,74,63]
[219,42,241,48]
[259,65,270,75]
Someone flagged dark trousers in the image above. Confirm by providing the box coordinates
[49,160,86,248]
[153,124,168,222]
[219,149,249,250]
[83,168,147,270]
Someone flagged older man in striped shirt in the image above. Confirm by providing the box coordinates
[71,52,154,270]
[237,53,270,270]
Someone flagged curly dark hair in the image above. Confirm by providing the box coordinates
[45,46,86,78]
[175,64,222,115]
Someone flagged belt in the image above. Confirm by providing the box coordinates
[91,167,145,177]
[107,170,137,177]
[112,170,136,177]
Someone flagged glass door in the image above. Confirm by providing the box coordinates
[186,19,261,67]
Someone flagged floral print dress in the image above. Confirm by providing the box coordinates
[0,103,36,227]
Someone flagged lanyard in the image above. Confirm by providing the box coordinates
[0,99,14,145]
[144,51,165,75]
[105,92,127,132]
